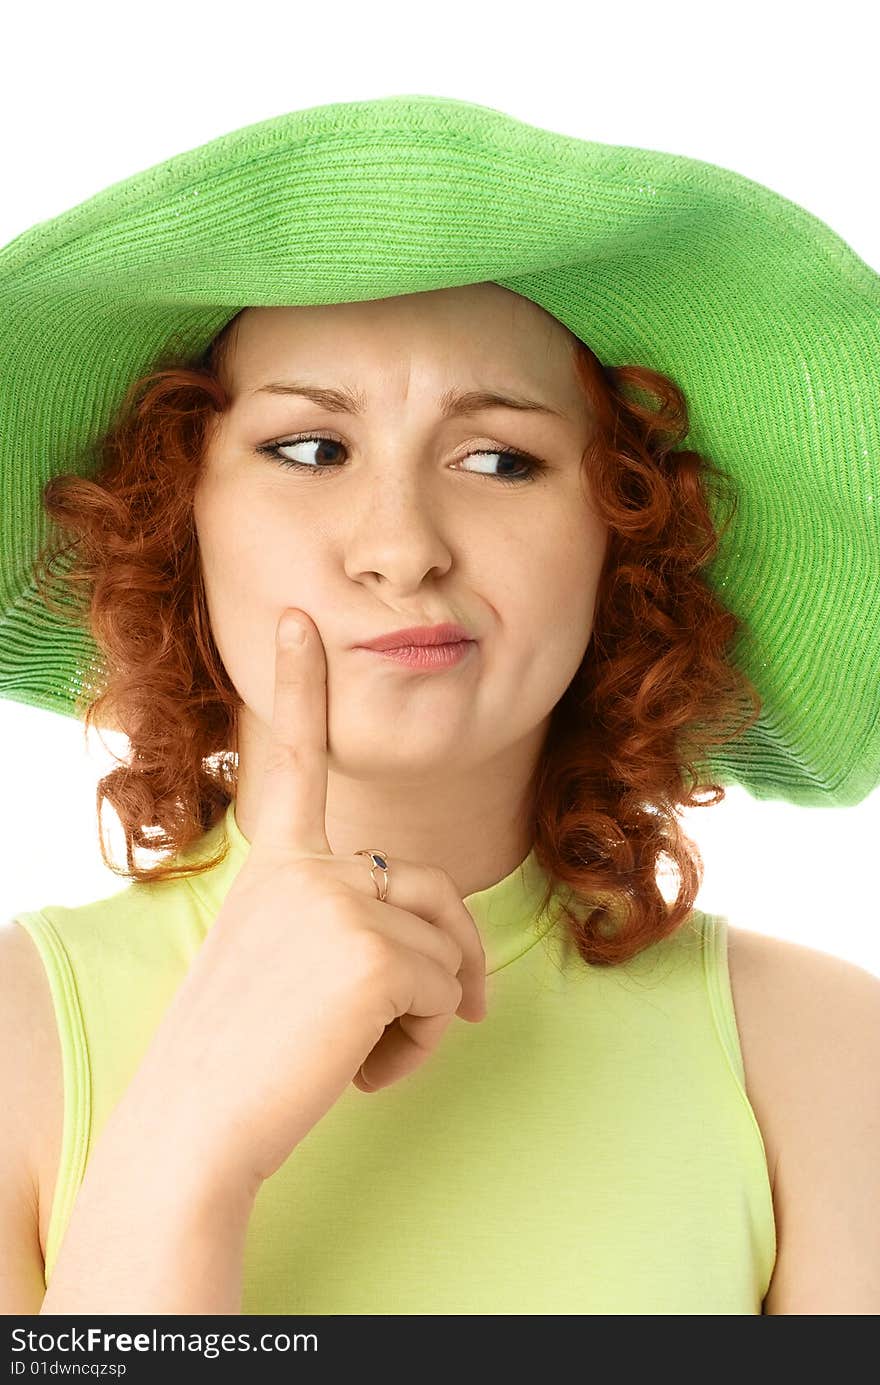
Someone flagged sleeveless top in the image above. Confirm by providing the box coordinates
[14,799,776,1315]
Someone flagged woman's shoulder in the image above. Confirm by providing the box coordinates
[727,923,879,1178]
[726,921,880,1312]
[0,919,64,1276]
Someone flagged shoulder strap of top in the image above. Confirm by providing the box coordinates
[694,911,747,1087]
[688,908,775,1184]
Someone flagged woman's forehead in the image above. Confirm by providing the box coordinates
[222,289,583,403]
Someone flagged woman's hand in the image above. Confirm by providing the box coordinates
[129,609,488,1194]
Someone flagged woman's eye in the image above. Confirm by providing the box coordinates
[256,434,547,486]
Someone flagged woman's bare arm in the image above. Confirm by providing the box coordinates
[40,1061,260,1316]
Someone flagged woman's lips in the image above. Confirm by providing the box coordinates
[355,621,473,650]
[357,639,476,670]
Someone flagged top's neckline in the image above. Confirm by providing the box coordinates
[180,799,564,975]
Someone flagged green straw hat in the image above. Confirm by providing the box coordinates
[1,93,877,807]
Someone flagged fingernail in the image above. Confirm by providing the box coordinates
[279,615,306,646]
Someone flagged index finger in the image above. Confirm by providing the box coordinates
[252,609,333,859]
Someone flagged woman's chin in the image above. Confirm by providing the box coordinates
[326,732,473,780]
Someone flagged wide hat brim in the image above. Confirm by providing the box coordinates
[1,93,878,807]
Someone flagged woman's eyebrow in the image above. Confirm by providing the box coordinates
[248,380,570,421]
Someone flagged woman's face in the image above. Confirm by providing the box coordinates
[193,282,608,781]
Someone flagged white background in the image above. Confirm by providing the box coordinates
[3,0,878,974]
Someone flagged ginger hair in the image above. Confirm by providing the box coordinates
[31,305,760,965]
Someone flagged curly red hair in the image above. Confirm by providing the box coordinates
[31,306,760,966]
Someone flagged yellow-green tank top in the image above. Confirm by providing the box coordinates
[14,799,776,1314]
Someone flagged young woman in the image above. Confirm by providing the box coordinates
[2,95,878,1316]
